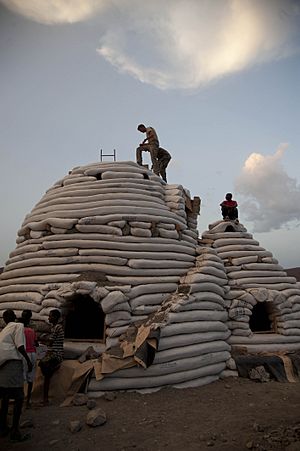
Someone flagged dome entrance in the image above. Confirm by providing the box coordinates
[64,294,105,341]
[249,302,274,333]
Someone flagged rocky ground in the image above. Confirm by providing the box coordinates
[2,376,300,451]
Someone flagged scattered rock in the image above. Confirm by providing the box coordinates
[86,408,107,427]
[69,420,83,433]
[73,393,89,406]
[246,440,253,449]
[104,392,116,401]
[249,366,270,383]
[49,439,60,446]
[52,419,60,426]
[86,399,97,410]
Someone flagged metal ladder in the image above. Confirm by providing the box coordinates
[99,149,117,162]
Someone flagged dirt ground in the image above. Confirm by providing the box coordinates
[2,376,300,451]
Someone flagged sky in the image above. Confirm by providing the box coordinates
[0,0,300,269]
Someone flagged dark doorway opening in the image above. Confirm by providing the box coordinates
[249,302,273,333]
[64,294,105,340]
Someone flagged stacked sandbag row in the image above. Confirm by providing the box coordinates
[87,245,230,393]
[199,220,300,353]
[0,161,199,328]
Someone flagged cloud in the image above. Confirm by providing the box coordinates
[235,144,300,232]
[97,0,300,89]
[0,0,106,24]
[2,0,300,89]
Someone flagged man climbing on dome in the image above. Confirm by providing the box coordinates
[220,193,239,223]
[136,124,171,182]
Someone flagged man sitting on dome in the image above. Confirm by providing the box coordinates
[220,193,239,222]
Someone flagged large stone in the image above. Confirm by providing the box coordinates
[72,393,89,406]
[86,408,107,427]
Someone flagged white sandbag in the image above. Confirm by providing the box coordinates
[129,228,152,238]
[281,311,300,321]
[101,291,128,313]
[153,341,230,364]
[23,205,187,227]
[6,248,79,266]
[130,293,170,309]
[190,283,225,297]
[186,291,226,307]
[105,311,131,325]
[242,263,284,271]
[161,320,228,337]
[127,259,191,269]
[0,274,78,287]
[182,273,227,286]
[78,248,195,262]
[108,221,126,228]
[88,362,226,391]
[262,257,279,264]
[98,351,230,379]
[231,329,252,336]
[9,244,43,258]
[227,320,249,330]
[282,289,300,297]
[230,256,259,265]
[105,325,129,337]
[228,270,287,279]
[159,331,231,351]
[196,260,225,271]
[128,283,178,299]
[75,224,123,235]
[0,284,45,295]
[43,236,195,255]
[42,298,61,308]
[106,301,131,313]
[107,275,180,286]
[168,310,228,323]
[131,305,159,315]
[213,238,260,248]
[5,255,128,272]
[229,276,296,286]
[63,176,97,186]
[195,264,226,278]
[179,301,224,311]
[158,229,179,240]
[218,250,273,259]
[0,292,43,304]
[101,171,144,180]
[276,320,300,329]
[129,221,152,229]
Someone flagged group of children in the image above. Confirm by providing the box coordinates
[0,308,64,442]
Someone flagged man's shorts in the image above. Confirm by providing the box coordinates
[23,352,37,383]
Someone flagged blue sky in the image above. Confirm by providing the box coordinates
[1,0,300,268]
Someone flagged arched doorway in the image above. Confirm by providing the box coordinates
[64,294,105,341]
[249,302,274,333]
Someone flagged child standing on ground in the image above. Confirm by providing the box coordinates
[20,310,38,408]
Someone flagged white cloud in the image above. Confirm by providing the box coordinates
[0,0,106,24]
[97,0,300,89]
[2,0,300,89]
[235,144,300,232]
